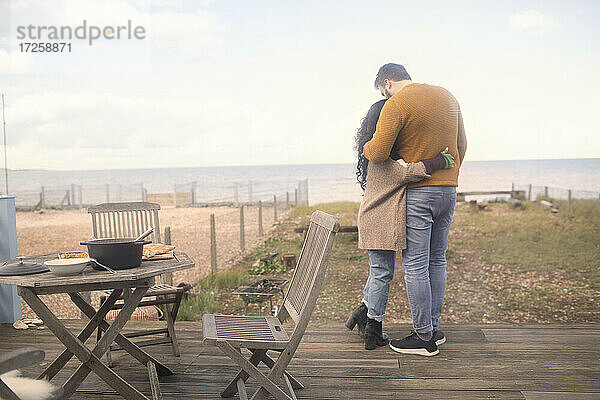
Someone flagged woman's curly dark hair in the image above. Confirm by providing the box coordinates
[354,99,399,190]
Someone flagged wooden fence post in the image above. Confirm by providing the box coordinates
[273,195,278,222]
[164,226,173,285]
[544,186,549,199]
[61,190,70,207]
[210,214,217,273]
[286,192,290,209]
[40,186,45,209]
[191,181,197,205]
[528,184,532,201]
[164,226,172,245]
[173,184,178,208]
[240,205,245,252]
[568,189,572,213]
[258,200,263,236]
[305,178,309,205]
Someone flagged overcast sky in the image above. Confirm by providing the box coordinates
[0,0,599,170]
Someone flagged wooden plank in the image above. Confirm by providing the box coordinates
[1,322,598,400]
[482,328,600,344]
[126,210,133,237]
[522,392,600,400]
[163,302,180,357]
[148,361,163,400]
[458,191,515,196]
[294,226,357,233]
[0,347,45,375]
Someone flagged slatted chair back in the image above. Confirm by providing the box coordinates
[278,210,339,337]
[88,202,161,243]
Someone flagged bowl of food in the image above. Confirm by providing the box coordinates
[58,251,89,259]
[44,258,91,276]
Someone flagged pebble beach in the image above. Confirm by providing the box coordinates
[15,202,286,319]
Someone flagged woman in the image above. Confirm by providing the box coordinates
[346,99,453,350]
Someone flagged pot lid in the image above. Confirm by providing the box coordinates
[0,257,49,276]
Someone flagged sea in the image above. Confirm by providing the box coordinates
[3,158,600,208]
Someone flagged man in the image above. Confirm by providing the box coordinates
[363,63,467,356]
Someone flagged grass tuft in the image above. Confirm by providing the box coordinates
[289,202,359,226]
[177,268,252,320]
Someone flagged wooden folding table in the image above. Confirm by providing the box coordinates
[0,252,194,400]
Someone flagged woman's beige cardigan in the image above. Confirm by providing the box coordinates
[357,159,429,251]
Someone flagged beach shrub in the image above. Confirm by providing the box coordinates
[249,258,287,275]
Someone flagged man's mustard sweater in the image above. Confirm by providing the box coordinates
[363,83,467,187]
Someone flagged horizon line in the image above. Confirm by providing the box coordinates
[5,156,600,173]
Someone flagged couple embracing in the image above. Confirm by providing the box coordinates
[346,63,467,356]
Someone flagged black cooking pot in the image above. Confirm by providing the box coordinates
[80,238,152,271]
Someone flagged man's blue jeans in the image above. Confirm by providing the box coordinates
[403,186,456,338]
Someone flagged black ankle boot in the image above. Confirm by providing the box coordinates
[364,318,389,350]
[345,303,367,337]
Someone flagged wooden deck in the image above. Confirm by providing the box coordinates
[1,321,598,399]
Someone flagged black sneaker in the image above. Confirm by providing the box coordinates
[433,330,446,346]
[389,331,439,356]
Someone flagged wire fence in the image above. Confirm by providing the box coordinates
[512,183,600,201]
[14,183,147,211]
[457,183,600,204]
[12,179,309,211]
[172,178,308,207]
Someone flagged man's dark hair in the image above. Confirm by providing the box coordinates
[374,63,412,89]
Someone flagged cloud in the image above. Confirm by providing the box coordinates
[2,1,598,171]
[4,0,222,74]
[0,48,37,73]
[508,10,559,34]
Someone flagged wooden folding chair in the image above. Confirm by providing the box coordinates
[0,348,63,400]
[89,202,188,364]
[203,210,340,400]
